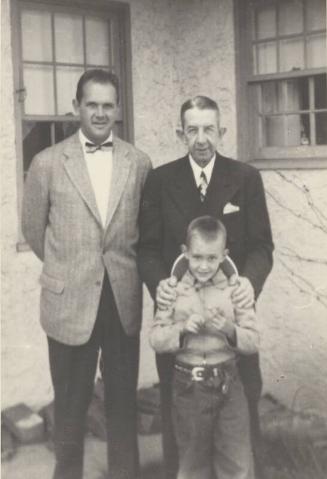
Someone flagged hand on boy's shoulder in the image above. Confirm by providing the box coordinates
[156,276,178,310]
[230,276,254,309]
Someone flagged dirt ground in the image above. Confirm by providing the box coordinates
[2,396,327,479]
[1,433,163,479]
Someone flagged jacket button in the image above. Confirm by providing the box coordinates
[95,280,102,286]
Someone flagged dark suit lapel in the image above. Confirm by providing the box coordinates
[167,156,203,223]
[62,133,102,226]
[205,153,241,216]
[104,136,131,228]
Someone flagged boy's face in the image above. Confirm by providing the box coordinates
[183,233,227,284]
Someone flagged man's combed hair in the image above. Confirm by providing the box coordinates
[76,69,120,104]
[186,215,226,247]
[180,96,220,127]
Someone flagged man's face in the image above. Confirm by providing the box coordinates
[184,234,226,284]
[182,108,221,167]
[73,80,118,144]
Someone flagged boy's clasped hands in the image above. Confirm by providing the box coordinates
[182,307,236,343]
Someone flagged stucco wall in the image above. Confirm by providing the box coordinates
[2,0,327,418]
[259,170,327,416]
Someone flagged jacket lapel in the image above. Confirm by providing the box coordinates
[62,133,102,226]
[167,156,202,223]
[205,153,241,216]
[104,136,131,228]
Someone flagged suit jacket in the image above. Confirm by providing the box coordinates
[138,153,273,301]
[22,132,152,345]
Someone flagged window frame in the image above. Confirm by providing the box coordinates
[234,0,327,169]
[11,0,134,250]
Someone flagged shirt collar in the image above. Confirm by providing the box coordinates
[79,129,113,154]
[181,268,228,290]
[188,154,216,186]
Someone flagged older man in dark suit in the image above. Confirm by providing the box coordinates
[23,69,152,479]
[138,96,273,479]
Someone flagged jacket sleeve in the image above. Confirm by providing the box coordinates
[149,306,184,354]
[22,152,51,261]
[233,305,259,355]
[138,169,169,300]
[243,167,274,299]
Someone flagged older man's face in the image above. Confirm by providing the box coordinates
[73,80,118,145]
[182,108,221,167]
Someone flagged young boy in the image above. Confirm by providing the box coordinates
[150,216,258,479]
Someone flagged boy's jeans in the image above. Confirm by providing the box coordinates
[172,363,255,479]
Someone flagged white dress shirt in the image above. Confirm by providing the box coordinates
[79,129,113,227]
[189,154,216,188]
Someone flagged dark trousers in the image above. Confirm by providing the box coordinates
[48,273,140,479]
[157,353,263,479]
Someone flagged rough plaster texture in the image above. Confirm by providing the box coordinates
[258,171,327,417]
[2,0,327,419]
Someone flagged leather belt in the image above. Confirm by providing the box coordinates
[174,360,233,383]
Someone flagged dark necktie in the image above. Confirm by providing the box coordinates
[85,141,113,153]
[199,171,208,202]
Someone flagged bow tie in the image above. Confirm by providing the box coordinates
[85,141,113,153]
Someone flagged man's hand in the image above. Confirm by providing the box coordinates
[156,276,178,310]
[183,313,205,334]
[230,276,254,309]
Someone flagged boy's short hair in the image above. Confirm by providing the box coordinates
[186,215,226,248]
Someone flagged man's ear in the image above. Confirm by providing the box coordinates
[224,248,229,258]
[181,244,187,255]
[176,128,186,143]
[219,127,227,138]
[72,99,80,116]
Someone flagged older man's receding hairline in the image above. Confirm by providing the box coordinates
[180,96,220,127]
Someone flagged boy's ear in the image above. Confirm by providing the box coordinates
[181,244,187,254]
[224,248,229,258]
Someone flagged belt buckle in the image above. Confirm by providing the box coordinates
[191,366,205,381]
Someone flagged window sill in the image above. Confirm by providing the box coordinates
[249,157,327,170]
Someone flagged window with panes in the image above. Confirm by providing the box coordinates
[236,0,327,167]
[14,0,131,178]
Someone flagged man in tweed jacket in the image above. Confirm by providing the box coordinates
[22,69,152,479]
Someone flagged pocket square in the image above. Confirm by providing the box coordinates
[223,202,240,214]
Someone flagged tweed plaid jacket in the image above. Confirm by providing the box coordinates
[22,133,152,345]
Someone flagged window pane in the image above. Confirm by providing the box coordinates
[264,114,306,147]
[21,9,52,62]
[279,0,303,35]
[56,66,84,115]
[59,121,80,140]
[256,42,277,74]
[307,34,327,68]
[280,38,304,71]
[314,74,327,109]
[54,13,83,64]
[86,17,110,66]
[306,0,326,31]
[286,114,302,145]
[23,121,52,175]
[316,112,327,144]
[265,116,285,146]
[287,78,309,110]
[261,82,284,114]
[300,114,310,145]
[24,64,55,115]
[255,6,276,39]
